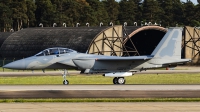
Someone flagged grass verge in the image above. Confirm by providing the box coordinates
[1,73,200,84]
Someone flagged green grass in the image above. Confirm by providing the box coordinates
[0,67,73,72]
[1,73,200,84]
[0,67,16,72]
[1,98,200,103]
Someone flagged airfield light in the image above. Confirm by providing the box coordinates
[124,22,127,26]
[63,23,66,27]
[53,23,57,27]
[134,22,137,26]
[110,22,113,26]
[10,28,14,32]
[86,22,90,27]
[76,23,80,27]
[39,23,43,27]
[148,22,152,26]
[100,22,103,27]
[145,22,148,26]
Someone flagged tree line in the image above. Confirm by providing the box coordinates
[0,0,199,32]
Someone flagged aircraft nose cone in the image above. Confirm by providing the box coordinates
[3,60,26,70]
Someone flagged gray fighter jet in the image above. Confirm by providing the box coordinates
[3,27,191,85]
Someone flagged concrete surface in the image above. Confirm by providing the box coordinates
[0,102,200,112]
[1,85,200,98]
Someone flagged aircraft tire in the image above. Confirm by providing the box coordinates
[113,77,118,84]
[117,77,125,84]
[63,80,69,85]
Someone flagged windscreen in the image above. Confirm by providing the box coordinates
[60,48,73,54]
[35,48,74,56]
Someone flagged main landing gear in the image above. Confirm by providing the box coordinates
[113,77,125,84]
[62,69,69,85]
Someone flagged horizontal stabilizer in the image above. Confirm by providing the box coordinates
[163,59,191,65]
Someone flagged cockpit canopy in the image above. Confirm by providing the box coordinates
[35,47,77,56]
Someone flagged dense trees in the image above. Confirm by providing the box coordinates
[26,0,36,27]
[195,4,200,26]
[118,0,137,25]
[86,0,109,26]
[142,0,162,23]
[0,0,199,32]
[102,0,119,25]
[157,0,173,27]
[0,0,12,32]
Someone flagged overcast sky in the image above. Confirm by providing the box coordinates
[115,0,198,4]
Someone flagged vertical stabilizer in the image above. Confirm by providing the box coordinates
[151,28,182,59]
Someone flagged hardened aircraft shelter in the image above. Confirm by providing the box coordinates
[0,26,166,59]
[0,25,200,65]
[87,25,167,57]
[184,26,200,64]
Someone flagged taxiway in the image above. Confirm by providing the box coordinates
[0,68,200,99]
[0,85,200,98]
[1,102,200,112]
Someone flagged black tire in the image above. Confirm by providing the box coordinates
[113,77,118,84]
[117,77,125,84]
[63,80,69,85]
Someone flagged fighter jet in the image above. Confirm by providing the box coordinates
[3,27,191,85]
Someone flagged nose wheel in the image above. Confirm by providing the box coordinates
[62,69,69,85]
[63,80,69,85]
[113,77,125,84]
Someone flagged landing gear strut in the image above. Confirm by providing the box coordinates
[63,69,69,85]
[113,77,125,84]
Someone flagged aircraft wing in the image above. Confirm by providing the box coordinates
[72,55,153,70]
[73,56,153,61]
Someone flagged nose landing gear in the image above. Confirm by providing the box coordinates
[62,69,69,85]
